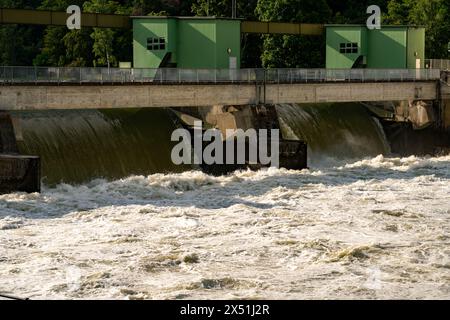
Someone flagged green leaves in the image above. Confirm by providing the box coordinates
[256,0,330,68]
[1,0,449,66]
[386,0,450,59]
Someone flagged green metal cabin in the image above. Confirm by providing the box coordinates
[326,25,425,69]
[132,16,241,69]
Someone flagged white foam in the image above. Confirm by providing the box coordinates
[0,155,449,299]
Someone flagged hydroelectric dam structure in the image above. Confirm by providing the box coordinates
[0,8,450,193]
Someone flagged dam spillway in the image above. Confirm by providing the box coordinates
[0,68,449,190]
[5,102,408,185]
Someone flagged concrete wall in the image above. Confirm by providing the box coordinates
[441,82,450,129]
[444,99,450,130]
[0,82,438,110]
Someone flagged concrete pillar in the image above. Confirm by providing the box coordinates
[0,154,40,193]
[443,99,450,130]
[0,111,40,193]
[172,105,307,174]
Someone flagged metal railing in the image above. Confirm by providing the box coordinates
[0,66,441,84]
[425,59,450,71]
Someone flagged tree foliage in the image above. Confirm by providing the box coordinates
[386,0,450,58]
[0,0,449,67]
[256,0,331,68]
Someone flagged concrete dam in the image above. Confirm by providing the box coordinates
[0,67,449,191]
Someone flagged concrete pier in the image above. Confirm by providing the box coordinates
[441,83,450,130]
[0,112,40,193]
[173,104,307,174]
[0,154,40,193]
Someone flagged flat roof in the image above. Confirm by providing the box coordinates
[325,24,424,28]
[131,16,243,21]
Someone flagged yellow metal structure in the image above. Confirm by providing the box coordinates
[0,8,324,35]
[0,8,130,28]
[241,21,324,35]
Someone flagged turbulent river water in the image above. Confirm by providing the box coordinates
[0,104,449,299]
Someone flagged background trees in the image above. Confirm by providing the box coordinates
[255,0,332,68]
[386,0,450,59]
[0,0,449,67]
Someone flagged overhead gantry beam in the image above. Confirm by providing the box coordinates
[0,8,324,35]
[241,21,324,36]
[0,8,131,28]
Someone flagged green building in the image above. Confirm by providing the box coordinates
[326,25,425,69]
[132,16,241,69]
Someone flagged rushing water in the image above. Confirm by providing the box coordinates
[0,104,449,299]
[11,108,187,185]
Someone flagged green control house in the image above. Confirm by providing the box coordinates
[132,16,241,69]
[326,25,425,69]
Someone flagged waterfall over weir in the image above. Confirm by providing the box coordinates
[10,108,187,185]
[276,103,390,165]
[10,103,391,185]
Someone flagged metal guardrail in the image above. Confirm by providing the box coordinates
[425,59,450,71]
[0,66,441,84]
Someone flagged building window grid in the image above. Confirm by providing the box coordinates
[147,37,166,51]
[340,42,358,54]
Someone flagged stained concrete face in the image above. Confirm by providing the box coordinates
[173,104,308,174]
[444,99,450,130]
[199,105,255,137]
[0,82,438,110]
[0,111,40,193]
[406,101,435,130]
[0,154,40,193]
